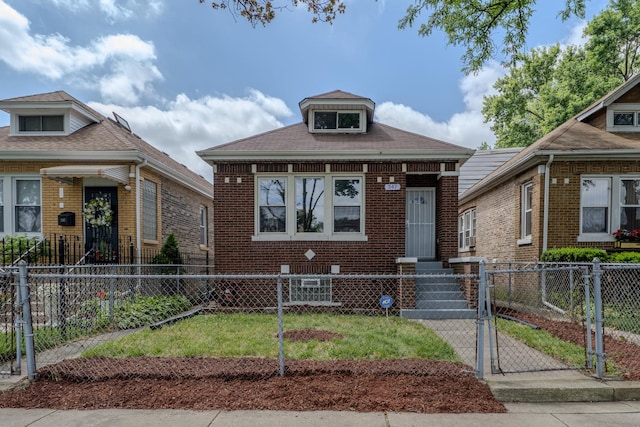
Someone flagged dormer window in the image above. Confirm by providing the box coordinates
[18,115,64,132]
[311,110,364,133]
[607,105,640,131]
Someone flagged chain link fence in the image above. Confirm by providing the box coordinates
[483,261,640,380]
[4,260,640,384]
[3,265,481,382]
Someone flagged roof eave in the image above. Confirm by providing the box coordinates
[199,149,474,163]
[460,148,640,203]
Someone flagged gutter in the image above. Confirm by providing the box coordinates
[135,159,148,264]
[542,154,554,253]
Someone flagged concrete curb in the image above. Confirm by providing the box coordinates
[487,378,640,402]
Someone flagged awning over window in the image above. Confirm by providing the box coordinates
[40,165,130,184]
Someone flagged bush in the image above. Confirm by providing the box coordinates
[114,295,191,329]
[606,252,640,263]
[540,247,607,263]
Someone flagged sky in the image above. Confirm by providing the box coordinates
[0,0,610,182]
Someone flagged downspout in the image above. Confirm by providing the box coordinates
[542,154,554,254]
[135,159,148,264]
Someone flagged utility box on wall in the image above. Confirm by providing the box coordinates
[58,212,76,226]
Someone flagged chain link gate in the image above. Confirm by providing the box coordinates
[479,262,600,375]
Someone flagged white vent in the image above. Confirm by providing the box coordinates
[300,279,321,288]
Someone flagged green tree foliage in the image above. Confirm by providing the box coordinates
[482,0,640,148]
[198,0,346,25]
[584,0,640,81]
[483,45,621,148]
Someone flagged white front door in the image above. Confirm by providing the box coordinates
[405,188,436,259]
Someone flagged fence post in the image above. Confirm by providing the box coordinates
[582,265,593,370]
[475,260,486,379]
[592,258,605,378]
[18,261,36,380]
[277,275,285,376]
[58,236,68,338]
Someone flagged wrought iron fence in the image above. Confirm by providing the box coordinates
[0,234,211,267]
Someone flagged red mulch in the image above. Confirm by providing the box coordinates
[0,329,506,413]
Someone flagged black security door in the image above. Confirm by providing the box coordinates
[84,187,118,263]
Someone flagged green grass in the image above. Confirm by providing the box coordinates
[496,318,621,375]
[82,313,460,362]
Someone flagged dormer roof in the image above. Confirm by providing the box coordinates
[298,90,375,124]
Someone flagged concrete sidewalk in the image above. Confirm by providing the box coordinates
[1,402,640,427]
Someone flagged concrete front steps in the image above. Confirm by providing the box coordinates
[400,261,476,320]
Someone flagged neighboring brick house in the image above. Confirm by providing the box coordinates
[197,90,472,309]
[0,91,213,264]
[458,74,640,263]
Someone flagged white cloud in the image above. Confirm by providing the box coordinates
[88,90,294,181]
[40,0,164,21]
[0,1,162,104]
[375,63,503,150]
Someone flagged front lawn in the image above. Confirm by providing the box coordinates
[82,313,460,362]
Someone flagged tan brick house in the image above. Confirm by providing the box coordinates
[458,75,640,262]
[0,91,213,264]
[197,90,473,311]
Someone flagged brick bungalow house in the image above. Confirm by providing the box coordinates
[458,74,640,263]
[197,90,473,312]
[0,91,213,264]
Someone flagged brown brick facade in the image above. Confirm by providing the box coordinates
[213,161,461,274]
[461,159,640,263]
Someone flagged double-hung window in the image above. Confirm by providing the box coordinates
[255,175,364,240]
[581,177,611,235]
[578,175,640,241]
[520,182,533,242]
[200,205,208,246]
[0,177,41,236]
[142,180,158,241]
[458,209,476,250]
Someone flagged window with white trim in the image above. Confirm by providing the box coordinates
[581,177,611,235]
[578,175,640,240]
[200,205,208,246]
[18,115,64,132]
[311,110,364,133]
[0,177,41,236]
[521,182,533,240]
[142,179,157,241]
[458,209,476,250]
[607,105,640,131]
[582,176,640,238]
[255,175,364,240]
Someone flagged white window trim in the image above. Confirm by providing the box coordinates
[253,174,367,242]
[520,182,533,244]
[577,174,639,242]
[458,208,476,251]
[10,111,70,136]
[199,205,208,247]
[309,109,365,133]
[606,104,640,132]
[0,176,42,237]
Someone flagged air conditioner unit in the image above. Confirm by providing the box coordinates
[469,236,476,247]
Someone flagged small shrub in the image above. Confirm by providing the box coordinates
[607,252,640,263]
[114,295,190,329]
[540,247,607,263]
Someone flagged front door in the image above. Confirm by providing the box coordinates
[84,187,118,263]
[405,188,436,259]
